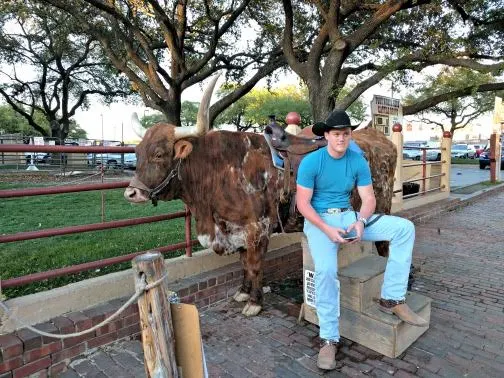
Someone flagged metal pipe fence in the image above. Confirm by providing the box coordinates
[402,146,445,197]
[0,143,196,291]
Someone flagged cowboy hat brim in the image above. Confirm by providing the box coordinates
[312,121,359,136]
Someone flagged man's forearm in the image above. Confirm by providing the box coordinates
[358,197,376,221]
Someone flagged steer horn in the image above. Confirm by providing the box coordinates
[174,74,220,140]
[131,112,146,139]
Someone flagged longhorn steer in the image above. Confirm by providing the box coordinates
[125,76,285,316]
[125,76,398,316]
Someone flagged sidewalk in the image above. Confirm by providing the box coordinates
[61,190,504,377]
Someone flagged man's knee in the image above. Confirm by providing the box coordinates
[316,262,337,279]
[401,218,415,237]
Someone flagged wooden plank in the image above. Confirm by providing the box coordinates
[339,255,386,282]
[339,256,385,312]
[340,307,395,358]
[363,292,432,326]
[395,302,431,356]
[171,304,204,378]
[303,304,319,325]
[340,275,362,311]
[361,273,384,312]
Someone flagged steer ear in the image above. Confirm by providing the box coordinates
[173,140,193,160]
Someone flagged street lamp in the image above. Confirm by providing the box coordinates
[100,113,104,144]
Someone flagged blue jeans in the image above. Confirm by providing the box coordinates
[304,210,415,341]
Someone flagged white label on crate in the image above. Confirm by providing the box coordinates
[304,269,316,307]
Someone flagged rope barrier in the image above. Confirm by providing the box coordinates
[0,273,168,338]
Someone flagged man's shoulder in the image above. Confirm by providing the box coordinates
[302,146,326,163]
[347,149,369,166]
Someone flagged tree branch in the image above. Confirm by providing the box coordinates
[281,0,306,78]
[403,82,504,115]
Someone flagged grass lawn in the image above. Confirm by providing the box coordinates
[451,157,479,165]
[0,181,199,299]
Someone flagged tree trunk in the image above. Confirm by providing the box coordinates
[307,81,334,122]
[159,87,182,126]
[50,119,64,144]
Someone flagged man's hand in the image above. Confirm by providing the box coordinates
[345,221,365,243]
[323,225,352,244]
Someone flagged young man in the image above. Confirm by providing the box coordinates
[296,110,427,370]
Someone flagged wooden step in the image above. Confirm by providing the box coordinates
[302,239,375,310]
[302,292,431,358]
[339,255,386,312]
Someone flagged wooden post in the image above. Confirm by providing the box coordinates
[490,133,498,183]
[440,131,452,193]
[391,123,403,209]
[132,252,179,378]
[285,112,302,135]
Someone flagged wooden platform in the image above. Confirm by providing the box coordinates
[301,236,431,358]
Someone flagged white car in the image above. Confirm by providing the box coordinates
[451,144,474,159]
[403,142,440,161]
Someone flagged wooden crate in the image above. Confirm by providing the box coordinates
[302,292,431,358]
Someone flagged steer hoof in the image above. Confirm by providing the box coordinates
[242,302,262,317]
[233,291,250,302]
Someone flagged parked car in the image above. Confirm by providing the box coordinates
[451,144,474,159]
[123,153,137,169]
[403,141,440,161]
[479,147,504,170]
[24,152,51,164]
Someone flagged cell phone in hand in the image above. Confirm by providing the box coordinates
[343,230,358,240]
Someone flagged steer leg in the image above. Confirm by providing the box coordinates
[233,250,252,302]
[375,241,389,257]
[242,238,267,317]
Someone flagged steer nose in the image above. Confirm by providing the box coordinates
[124,187,139,201]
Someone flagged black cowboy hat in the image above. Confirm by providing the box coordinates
[312,110,358,136]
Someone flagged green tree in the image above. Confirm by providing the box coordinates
[40,0,286,126]
[0,1,129,141]
[404,68,503,137]
[180,101,199,127]
[278,0,504,122]
[214,84,366,132]
[140,101,198,128]
[215,84,312,132]
[0,104,87,138]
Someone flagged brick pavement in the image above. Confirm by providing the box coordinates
[61,191,504,377]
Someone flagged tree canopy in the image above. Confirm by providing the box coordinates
[0,104,87,138]
[34,0,504,127]
[214,83,366,131]
[0,0,129,141]
[40,0,287,126]
[278,0,504,121]
[404,68,503,136]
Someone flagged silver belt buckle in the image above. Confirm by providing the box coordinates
[327,208,342,214]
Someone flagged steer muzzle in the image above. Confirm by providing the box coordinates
[124,176,151,203]
[124,186,149,203]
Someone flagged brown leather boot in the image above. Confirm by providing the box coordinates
[378,299,428,327]
[317,341,338,370]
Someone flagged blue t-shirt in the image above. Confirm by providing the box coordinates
[297,147,372,212]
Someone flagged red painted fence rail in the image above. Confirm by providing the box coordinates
[0,144,197,290]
